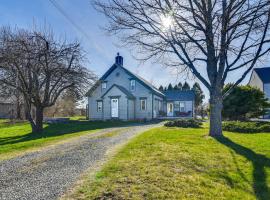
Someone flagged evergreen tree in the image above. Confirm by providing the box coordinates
[173,85,178,90]
[158,85,164,91]
[177,82,182,90]
[182,82,190,90]
[167,83,173,90]
[192,82,205,117]
[223,85,270,120]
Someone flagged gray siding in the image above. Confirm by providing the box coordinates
[249,71,263,91]
[102,86,128,120]
[264,83,270,100]
[88,85,103,120]
[153,95,164,118]
[264,83,270,119]
[88,65,155,120]
[165,100,193,117]
[88,64,195,120]
[128,99,135,120]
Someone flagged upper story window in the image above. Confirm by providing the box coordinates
[140,98,147,110]
[130,79,136,91]
[101,82,107,90]
[180,102,185,112]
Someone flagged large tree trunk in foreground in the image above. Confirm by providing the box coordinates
[33,107,44,133]
[209,91,223,137]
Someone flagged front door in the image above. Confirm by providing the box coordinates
[167,103,174,117]
[111,98,119,118]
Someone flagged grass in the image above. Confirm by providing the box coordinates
[70,125,270,200]
[0,120,133,160]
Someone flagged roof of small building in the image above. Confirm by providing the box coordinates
[254,67,270,83]
[0,96,13,104]
[163,90,195,101]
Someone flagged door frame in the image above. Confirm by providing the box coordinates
[111,98,119,118]
[167,102,174,117]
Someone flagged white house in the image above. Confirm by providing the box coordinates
[249,67,270,118]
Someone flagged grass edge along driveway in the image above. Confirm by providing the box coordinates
[65,126,270,200]
[0,120,135,161]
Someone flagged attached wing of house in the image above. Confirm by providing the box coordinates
[249,67,270,118]
[86,53,195,120]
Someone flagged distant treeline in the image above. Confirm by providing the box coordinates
[159,81,193,91]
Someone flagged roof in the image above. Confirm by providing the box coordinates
[99,64,165,97]
[254,67,270,83]
[0,96,13,104]
[101,84,135,99]
[163,90,195,101]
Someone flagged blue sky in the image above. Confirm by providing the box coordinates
[0,0,262,102]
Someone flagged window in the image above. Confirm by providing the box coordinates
[97,101,103,112]
[102,82,107,89]
[130,79,136,91]
[180,102,185,112]
[140,99,147,110]
[158,100,162,111]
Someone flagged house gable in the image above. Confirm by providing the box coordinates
[248,70,264,91]
[98,64,164,98]
[101,84,135,99]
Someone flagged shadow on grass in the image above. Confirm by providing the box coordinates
[216,136,270,200]
[0,120,156,146]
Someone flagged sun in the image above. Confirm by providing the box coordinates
[160,15,173,30]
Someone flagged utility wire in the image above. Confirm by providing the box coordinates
[48,0,93,42]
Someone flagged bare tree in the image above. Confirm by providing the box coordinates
[0,27,96,132]
[94,0,270,136]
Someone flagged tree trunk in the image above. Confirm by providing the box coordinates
[34,106,44,133]
[16,99,22,119]
[209,91,223,137]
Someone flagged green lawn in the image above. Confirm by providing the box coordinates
[70,126,270,200]
[0,120,132,160]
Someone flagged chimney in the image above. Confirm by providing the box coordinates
[115,52,123,66]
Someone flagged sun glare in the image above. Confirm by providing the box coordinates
[160,15,173,30]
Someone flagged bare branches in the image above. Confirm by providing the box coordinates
[94,0,270,91]
[0,26,97,132]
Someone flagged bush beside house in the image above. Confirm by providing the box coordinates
[222,85,270,121]
[164,119,202,128]
[223,121,270,133]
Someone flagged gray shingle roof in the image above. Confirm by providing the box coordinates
[254,67,270,83]
[163,90,195,101]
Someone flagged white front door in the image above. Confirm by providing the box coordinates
[111,98,119,118]
[167,103,174,117]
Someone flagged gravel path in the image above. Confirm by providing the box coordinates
[0,123,159,200]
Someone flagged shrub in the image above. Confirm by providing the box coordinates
[223,121,270,133]
[164,119,202,128]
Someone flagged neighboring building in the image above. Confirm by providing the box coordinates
[0,97,15,118]
[249,67,270,118]
[86,53,195,121]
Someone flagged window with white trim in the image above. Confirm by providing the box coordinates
[180,102,185,112]
[130,79,136,91]
[140,99,147,110]
[97,101,103,112]
[101,82,107,89]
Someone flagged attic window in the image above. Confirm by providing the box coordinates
[130,79,136,91]
[116,72,120,77]
[102,82,107,89]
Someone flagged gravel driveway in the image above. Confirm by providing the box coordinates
[0,123,159,200]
